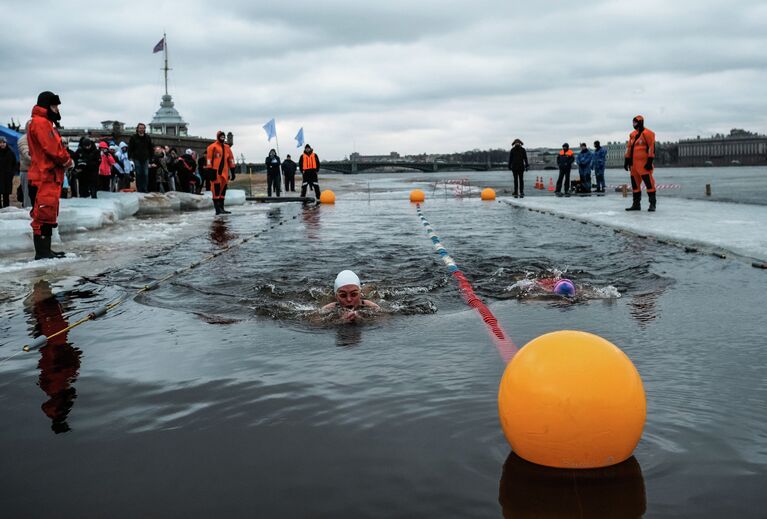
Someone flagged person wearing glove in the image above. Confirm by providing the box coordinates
[206,131,237,215]
[507,138,529,198]
[624,115,657,211]
[27,91,74,259]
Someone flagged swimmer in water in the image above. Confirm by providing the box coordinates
[320,270,381,322]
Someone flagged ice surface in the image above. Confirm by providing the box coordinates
[0,190,247,255]
[504,195,767,261]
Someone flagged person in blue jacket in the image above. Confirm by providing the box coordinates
[592,140,607,193]
[575,143,593,193]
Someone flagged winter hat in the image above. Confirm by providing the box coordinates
[334,270,360,292]
[0,136,6,143]
[512,138,523,146]
[36,91,61,108]
[98,141,108,149]
[185,148,193,155]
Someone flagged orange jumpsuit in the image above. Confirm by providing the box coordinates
[27,106,71,236]
[625,123,656,194]
[206,133,236,201]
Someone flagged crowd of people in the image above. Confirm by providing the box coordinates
[508,115,658,211]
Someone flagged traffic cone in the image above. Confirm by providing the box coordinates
[538,177,544,190]
[547,177,555,191]
[534,176,540,189]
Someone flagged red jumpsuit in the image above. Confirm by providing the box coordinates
[624,121,656,194]
[27,106,71,236]
[206,133,236,201]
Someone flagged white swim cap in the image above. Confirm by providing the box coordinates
[334,270,360,292]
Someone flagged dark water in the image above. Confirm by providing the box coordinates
[1,183,766,517]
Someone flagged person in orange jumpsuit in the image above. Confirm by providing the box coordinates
[28,91,74,259]
[206,131,236,215]
[624,115,657,212]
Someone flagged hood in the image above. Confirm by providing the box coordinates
[118,141,128,149]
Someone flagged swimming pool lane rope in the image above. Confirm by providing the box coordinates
[416,204,518,362]
[3,211,298,360]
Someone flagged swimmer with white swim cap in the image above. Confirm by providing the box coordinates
[320,270,381,321]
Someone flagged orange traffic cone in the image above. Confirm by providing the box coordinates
[534,176,540,189]
[547,177,555,191]
[537,177,543,190]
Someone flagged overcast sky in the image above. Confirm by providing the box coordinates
[1,0,765,160]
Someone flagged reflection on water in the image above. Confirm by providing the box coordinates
[498,453,646,518]
[335,323,363,347]
[209,218,237,248]
[25,280,82,434]
[302,204,321,240]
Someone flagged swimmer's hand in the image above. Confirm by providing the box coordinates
[341,308,360,322]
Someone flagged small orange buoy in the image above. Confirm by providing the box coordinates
[481,188,496,201]
[498,330,646,469]
[410,189,425,203]
[319,190,336,204]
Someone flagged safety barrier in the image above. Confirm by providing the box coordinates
[416,204,518,362]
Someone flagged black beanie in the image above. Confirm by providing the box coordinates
[37,91,62,108]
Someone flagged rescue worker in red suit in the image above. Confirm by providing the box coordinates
[26,280,82,434]
[206,131,236,215]
[28,91,74,259]
[624,115,657,212]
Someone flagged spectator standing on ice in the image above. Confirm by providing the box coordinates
[27,90,73,259]
[507,138,529,198]
[282,154,297,192]
[624,115,657,212]
[116,142,134,190]
[97,142,115,193]
[75,138,99,198]
[148,147,169,193]
[17,122,32,207]
[0,136,17,208]
[177,149,198,193]
[205,131,236,215]
[265,148,281,197]
[299,144,321,200]
[575,143,593,193]
[592,140,607,193]
[555,143,574,197]
[128,122,153,193]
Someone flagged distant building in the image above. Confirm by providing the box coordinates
[149,94,188,137]
[350,151,401,162]
[605,141,678,168]
[678,129,767,166]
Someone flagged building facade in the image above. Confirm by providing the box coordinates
[678,129,767,167]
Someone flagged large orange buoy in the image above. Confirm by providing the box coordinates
[498,330,646,469]
[319,190,336,204]
[410,189,425,203]
[481,188,496,201]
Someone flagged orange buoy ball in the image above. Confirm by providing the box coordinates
[498,330,646,469]
[481,188,496,201]
[319,190,336,204]
[410,189,425,203]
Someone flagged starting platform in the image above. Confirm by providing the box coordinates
[246,196,316,203]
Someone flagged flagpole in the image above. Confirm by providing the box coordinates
[274,126,281,158]
[163,31,169,96]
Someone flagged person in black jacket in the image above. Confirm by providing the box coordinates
[281,154,297,192]
[74,138,100,199]
[555,143,575,197]
[507,138,529,198]
[0,137,18,208]
[128,122,153,192]
[265,148,281,197]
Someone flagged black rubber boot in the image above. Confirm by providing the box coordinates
[33,235,54,260]
[648,192,656,212]
[625,192,641,211]
[213,199,222,215]
[47,235,66,258]
[220,199,232,214]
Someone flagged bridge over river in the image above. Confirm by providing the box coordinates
[244,160,513,174]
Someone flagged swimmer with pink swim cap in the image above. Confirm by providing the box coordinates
[537,277,576,297]
[320,270,381,322]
